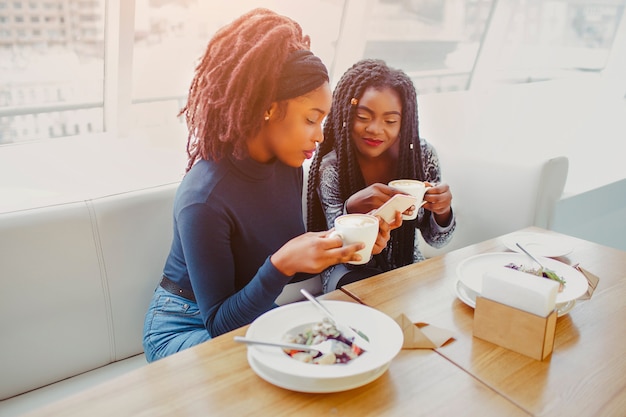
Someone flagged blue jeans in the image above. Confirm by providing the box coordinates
[143,286,211,362]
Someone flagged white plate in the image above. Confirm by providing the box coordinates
[501,232,573,258]
[248,353,390,393]
[244,300,403,392]
[456,253,588,304]
[455,279,577,317]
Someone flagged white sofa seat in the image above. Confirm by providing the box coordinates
[90,185,178,360]
[0,183,179,415]
[0,355,146,417]
[0,178,323,416]
[0,202,111,400]
[419,153,568,258]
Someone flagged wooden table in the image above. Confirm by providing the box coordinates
[22,280,529,416]
[340,226,626,417]
[22,228,624,416]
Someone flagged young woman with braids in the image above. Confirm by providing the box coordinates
[142,10,395,362]
[307,59,456,292]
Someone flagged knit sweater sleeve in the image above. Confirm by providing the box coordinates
[177,202,291,337]
[416,139,456,248]
[317,153,344,229]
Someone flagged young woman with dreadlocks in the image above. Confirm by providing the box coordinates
[143,10,394,362]
[307,59,456,292]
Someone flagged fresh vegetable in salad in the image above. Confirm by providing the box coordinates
[282,318,365,365]
[505,263,567,292]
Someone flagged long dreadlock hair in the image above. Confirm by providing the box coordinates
[307,59,425,269]
[180,8,311,172]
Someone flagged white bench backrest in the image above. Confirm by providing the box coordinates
[0,183,178,400]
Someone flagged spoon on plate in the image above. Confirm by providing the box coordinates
[234,336,336,356]
[515,242,548,270]
[300,289,371,347]
[516,242,567,289]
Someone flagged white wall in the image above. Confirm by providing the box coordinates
[417,77,625,251]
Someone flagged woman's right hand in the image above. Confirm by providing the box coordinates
[270,231,364,277]
[345,183,404,215]
[346,184,408,231]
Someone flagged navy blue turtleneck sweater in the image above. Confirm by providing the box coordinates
[162,155,303,337]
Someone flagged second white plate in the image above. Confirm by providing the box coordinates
[456,253,588,304]
[501,232,573,258]
[455,279,577,317]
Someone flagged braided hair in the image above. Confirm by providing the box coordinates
[307,59,424,269]
[180,8,311,171]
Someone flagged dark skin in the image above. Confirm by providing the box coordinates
[247,83,395,276]
[345,87,453,227]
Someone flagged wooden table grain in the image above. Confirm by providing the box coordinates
[22,291,529,417]
[340,227,626,417]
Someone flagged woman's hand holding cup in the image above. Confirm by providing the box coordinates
[388,179,431,220]
[329,214,380,264]
[371,213,396,255]
[345,183,406,216]
[270,231,365,277]
[345,183,407,231]
[422,182,453,226]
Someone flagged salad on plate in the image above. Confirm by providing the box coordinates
[505,262,567,292]
[282,318,365,365]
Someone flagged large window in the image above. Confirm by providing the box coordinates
[472,0,625,86]
[342,0,624,94]
[0,0,106,145]
[0,0,624,145]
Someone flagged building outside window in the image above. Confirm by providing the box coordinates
[0,0,105,145]
[485,0,624,84]
[0,0,624,145]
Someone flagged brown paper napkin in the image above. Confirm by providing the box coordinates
[573,265,600,300]
[394,314,455,349]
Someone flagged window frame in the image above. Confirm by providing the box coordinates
[103,0,135,138]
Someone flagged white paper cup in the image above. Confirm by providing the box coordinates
[388,179,429,220]
[330,214,379,265]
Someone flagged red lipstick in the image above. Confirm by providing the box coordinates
[362,138,384,147]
